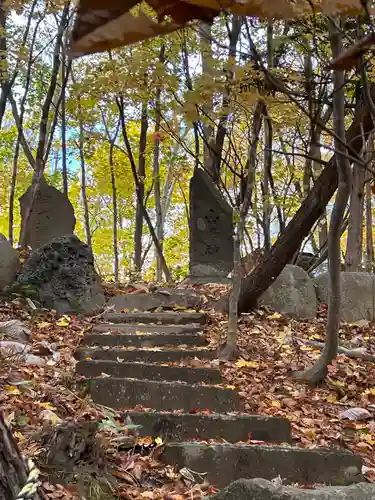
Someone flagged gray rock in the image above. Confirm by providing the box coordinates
[259,265,317,319]
[314,272,375,323]
[0,319,31,343]
[19,177,76,249]
[0,234,19,289]
[16,234,105,315]
[25,354,46,366]
[189,168,233,277]
[0,340,29,355]
[208,478,375,500]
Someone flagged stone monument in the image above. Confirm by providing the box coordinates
[189,168,233,282]
[19,177,76,249]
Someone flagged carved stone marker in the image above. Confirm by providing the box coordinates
[189,168,233,279]
[19,178,76,249]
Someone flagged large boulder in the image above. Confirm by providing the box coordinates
[258,264,317,319]
[0,234,19,290]
[314,272,375,323]
[16,234,105,315]
[209,478,375,500]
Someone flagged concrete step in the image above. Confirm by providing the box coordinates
[76,360,222,384]
[92,324,203,334]
[121,410,292,444]
[107,289,203,312]
[103,311,207,325]
[87,377,241,413]
[161,443,363,488]
[75,347,216,363]
[83,333,207,348]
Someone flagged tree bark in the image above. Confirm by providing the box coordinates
[0,413,41,499]
[117,95,173,283]
[345,160,365,271]
[296,19,352,385]
[365,174,374,272]
[236,85,373,313]
[18,2,70,247]
[134,100,148,275]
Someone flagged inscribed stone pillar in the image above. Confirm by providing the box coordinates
[19,177,76,249]
[189,168,234,278]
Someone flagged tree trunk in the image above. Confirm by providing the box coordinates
[117,95,172,283]
[345,161,365,271]
[296,19,351,385]
[0,413,41,499]
[18,2,70,247]
[153,45,165,282]
[134,100,148,275]
[61,38,68,197]
[110,135,119,281]
[236,85,373,313]
[365,169,374,272]
[78,115,91,248]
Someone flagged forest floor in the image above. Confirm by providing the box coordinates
[1,283,375,499]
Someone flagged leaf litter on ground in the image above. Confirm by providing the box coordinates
[3,284,375,497]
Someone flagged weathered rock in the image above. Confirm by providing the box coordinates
[162,443,362,488]
[0,234,19,290]
[208,478,375,500]
[259,265,317,319]
[19,178,76,249]
[0,340,29,355]
[16,235,105,315]
[107,288,203,312]
[314,272,375,323]
[189,168,233,278]
[0,341,45,365]
[0,319,31,343]
[88,377,241,412]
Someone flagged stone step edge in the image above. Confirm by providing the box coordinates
[75,347,215,354]
[76,359,219,369]
[92,324,204,333]
[121,410,292,443]
[83,333,205,340]
[160,442,362,487]
[85,376,233,391]
[103,312,207,325]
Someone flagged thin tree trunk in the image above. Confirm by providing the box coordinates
[153,45,165,281]
[134,100,148,275]
[117,95,172,283]
[61,36,68,197]
[218,98,263,360]
[19,2,70,247]
[78,114,91,248]
[109,124,120,281]
[345,160,365,271]
[8,17,37,244]
[296,19,351,385]
[366,179,374,271]
[235,84,373,313]
[199,22,215,176]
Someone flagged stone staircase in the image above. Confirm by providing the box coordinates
[75,291,363,489]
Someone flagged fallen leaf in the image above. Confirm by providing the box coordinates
[235,360,259,368]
